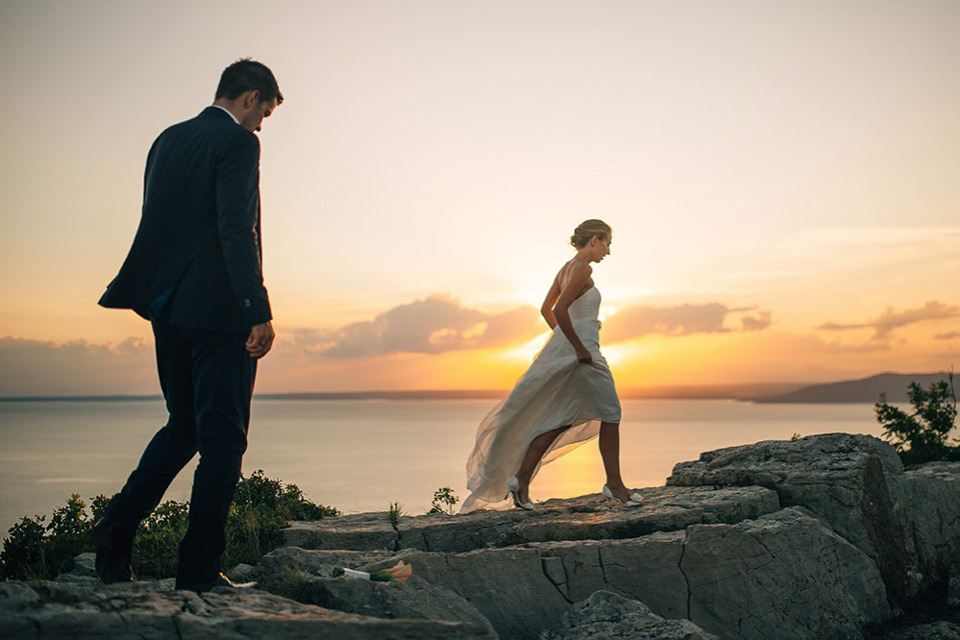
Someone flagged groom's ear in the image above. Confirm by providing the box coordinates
[243,89,261,109]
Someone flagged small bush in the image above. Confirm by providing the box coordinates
[133,500,190,578]
[876,375,959,466]
[0,470,338,581]
[225,470,340,569]
[0,494,97,581]
[427,487,460,515]
[0,514,51,580]
[387,502,404,529]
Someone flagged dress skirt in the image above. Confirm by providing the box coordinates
[462,287,620,512]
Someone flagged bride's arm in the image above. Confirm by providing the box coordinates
[540,277,561,330]
[551,264,593,364]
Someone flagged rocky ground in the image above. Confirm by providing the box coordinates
[3,433,960,639]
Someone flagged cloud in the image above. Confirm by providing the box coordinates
[296,295,543,358]
[602,303,771,344]
[818,301,960,340]
[741,311,772,332]
[936,332,960,341]
[0,336,156,396]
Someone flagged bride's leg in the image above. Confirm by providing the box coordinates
[515,425,569,503]
[599,421,631,502]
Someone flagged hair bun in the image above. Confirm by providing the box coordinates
[570,219,611,248]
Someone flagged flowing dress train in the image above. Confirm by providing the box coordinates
[461,286,621,512]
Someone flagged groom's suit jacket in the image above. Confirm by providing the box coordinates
[100,107,271,334]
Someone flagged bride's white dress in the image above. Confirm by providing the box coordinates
[461,286,621,512]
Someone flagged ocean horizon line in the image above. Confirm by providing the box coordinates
[0,382,805,403]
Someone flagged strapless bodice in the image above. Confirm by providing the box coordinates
[568,286,601,325]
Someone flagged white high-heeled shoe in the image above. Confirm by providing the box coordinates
[506,476,534,510]
[602,484,643,507]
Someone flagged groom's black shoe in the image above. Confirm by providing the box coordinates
[92,517,135,584]
[176,572,244,593]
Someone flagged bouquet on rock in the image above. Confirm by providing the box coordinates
[331,561,412,584]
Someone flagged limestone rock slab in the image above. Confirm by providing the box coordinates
[277,506,887,640]
[529,507,888,639]
[540,590,718,640]
[283,511,399,551]
[249,546,495,634]
[873,620,960,640]
[899,462,960,595]
[0,579,497,639]
[667,433,927,602]
[681,506,889,640]
[381,546,571,640]
[284,486,779,554]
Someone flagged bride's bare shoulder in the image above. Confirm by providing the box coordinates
[556,260,593,288]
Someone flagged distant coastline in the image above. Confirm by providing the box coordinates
[0,372,947,403]
[0,384,796,403]
[755,372,951,404]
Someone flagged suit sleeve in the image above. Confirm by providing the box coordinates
[215,130,272,327]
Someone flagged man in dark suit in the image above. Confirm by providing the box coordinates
[94,59,282,592]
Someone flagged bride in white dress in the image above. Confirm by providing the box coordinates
[462,220,642,512]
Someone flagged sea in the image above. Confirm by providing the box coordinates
[0,398,888,539]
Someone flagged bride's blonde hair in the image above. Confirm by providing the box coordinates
[570,219,611,248]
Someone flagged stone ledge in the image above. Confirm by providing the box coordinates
[542,590,718,640]
[667,433,960,604]
[261,506,889,640]
[283,485,780,554]
[0,580,497,640]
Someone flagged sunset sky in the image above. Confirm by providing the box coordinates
[1,0,958,396]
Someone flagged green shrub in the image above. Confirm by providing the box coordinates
[224,470,340,569]
[387,501,404,529]
[0,494,96,581]
[427,486,459,515]
[0,470,338,581]
[876,375,959,465]
[133,500,190,578]
[1,514,52,580]
[44,494,92,576]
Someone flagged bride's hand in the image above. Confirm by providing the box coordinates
[576,346,593,365]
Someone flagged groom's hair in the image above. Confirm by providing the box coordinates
[215,58,284,105]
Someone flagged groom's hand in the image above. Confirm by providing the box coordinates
[246,322,275,359]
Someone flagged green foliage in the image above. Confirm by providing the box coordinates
[133,500,190,578]
[427,486,460,515]
[273,565,314,603]
[0,494,97,580]
[387,501,404,529]
[0,469,339,581]
[224,470,340,569]
[0,514,51,580]
[876,375,959,465]
[89,494,110,521]
[44,494,93,575]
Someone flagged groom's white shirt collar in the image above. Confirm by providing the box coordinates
[210,105,240,125]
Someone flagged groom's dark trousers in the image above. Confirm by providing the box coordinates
[103,312,256,583]
[98,106,271,585]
